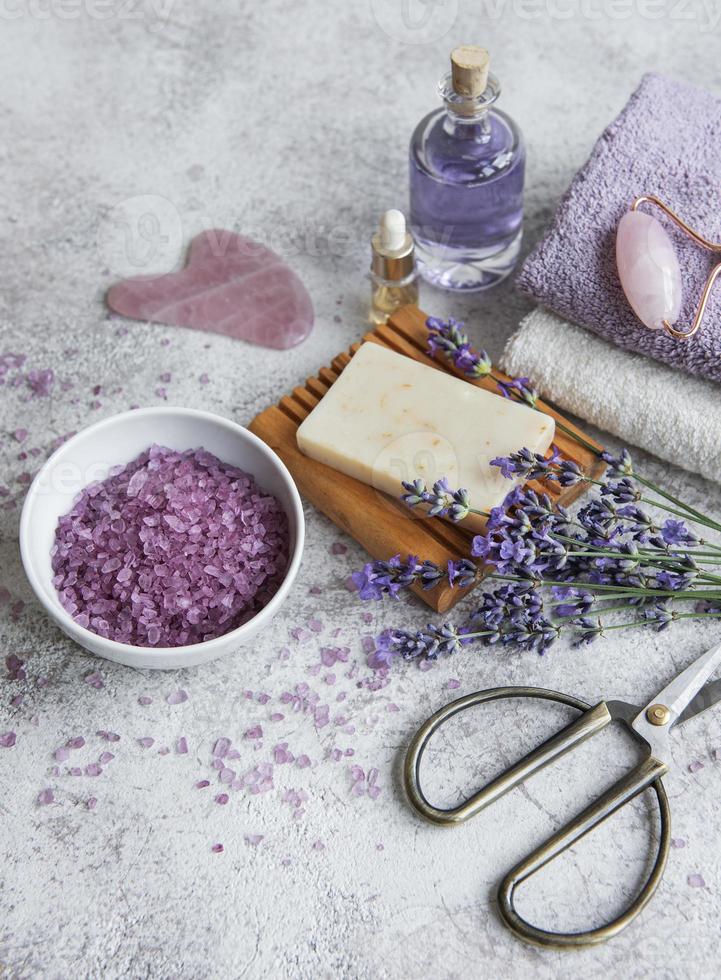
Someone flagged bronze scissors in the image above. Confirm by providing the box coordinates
[404,641,721,949]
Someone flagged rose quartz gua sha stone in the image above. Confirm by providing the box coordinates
[616,210,682,331]
[107,230,314,350]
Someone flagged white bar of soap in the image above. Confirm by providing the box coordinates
[296,343,555,528]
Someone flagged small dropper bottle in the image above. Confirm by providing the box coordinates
[369,209,419,325]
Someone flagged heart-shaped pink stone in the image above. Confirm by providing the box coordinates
[107,230,314,350]
[616,210,682,331]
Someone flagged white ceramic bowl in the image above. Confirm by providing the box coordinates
[20,407,304,670]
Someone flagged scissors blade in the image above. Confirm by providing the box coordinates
[631,641,721,760]
[677,676,721,725]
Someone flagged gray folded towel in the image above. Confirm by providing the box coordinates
[502,308,721,484]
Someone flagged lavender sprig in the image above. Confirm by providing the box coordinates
[352,554,477,600]
[401,478,474,522]
[426,317,492,380]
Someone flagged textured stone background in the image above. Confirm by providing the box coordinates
[2,2,721,977]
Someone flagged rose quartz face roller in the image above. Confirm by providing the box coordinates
[616,195,721,340]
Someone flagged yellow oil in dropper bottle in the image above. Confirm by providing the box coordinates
[369,209,419,325]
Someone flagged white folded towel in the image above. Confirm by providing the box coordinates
[502,308,721,485]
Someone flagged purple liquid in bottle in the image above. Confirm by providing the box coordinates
[409,70,525,291]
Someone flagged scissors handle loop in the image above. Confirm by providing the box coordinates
[403,686,671,948]
[498,755,670,947]
[404,687,606,826]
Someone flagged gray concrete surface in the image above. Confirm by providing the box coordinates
[1,2,721,977]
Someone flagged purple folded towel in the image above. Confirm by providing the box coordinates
[517,73,721,383]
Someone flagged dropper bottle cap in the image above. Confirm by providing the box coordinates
[371,209,415,282]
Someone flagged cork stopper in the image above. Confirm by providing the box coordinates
[450,45,490,99]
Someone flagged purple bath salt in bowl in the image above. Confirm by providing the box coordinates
[51,444,290,647]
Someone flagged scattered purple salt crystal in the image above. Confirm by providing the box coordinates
[166,689,188,705]
[37,788,54,805]
[211,843,224,853]
[52,445,290,647]
[448,678,461,690]
[69,767,82,776]
[26,368,54,397]
[311,840,325,852]
[309,585,322,595]
[344,748,355,757]
[688,760,705,773]
[0,731,17,748]
[211,758,224,771]
[314,705,330,730]
[13,428,28,443]
[85,763,103,777]
[158,746,170,756]
[273,743,293,764]
[36,675,48,688]
[6,653,26,681]
[245,725,263,740]
[138,737,154,749]
[671,838,687,849]
[219,768,235,784]
[10,694,23,708]
[330,748,342,762]
[84,672,104,690]
[296,754,311,769]
[330,542,347,555]
[256,692,271,705]
[418,658,435,672]
[245,834,264,846]
[176,736,188,755]
[308,618,322,633]
[97,730,120,742]
[367,768,381,800]
[66,736,85,749]
[361,636,375,655]
[99,751,114,765]
[199,373,209,384]
[138,695,152,705]
[386,703,400,713]
[688,873,706,888]
[712,748,721,761]
[159,372,172,383]
[213,736,230,759]
[344,576,356,592]
[87,797,97,811]
[376,843,384,851]
[215,793,229,805]
[270,712,284,722]
[196,779,210,789]
[54,747,70,762]
[324,673,336,686]
[226,748,241,761]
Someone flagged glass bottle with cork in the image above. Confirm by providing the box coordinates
[409,45,525,292]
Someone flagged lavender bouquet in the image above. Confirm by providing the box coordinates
[353,317,721,667]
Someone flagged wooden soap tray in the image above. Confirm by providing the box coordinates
[249,305,605,613]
